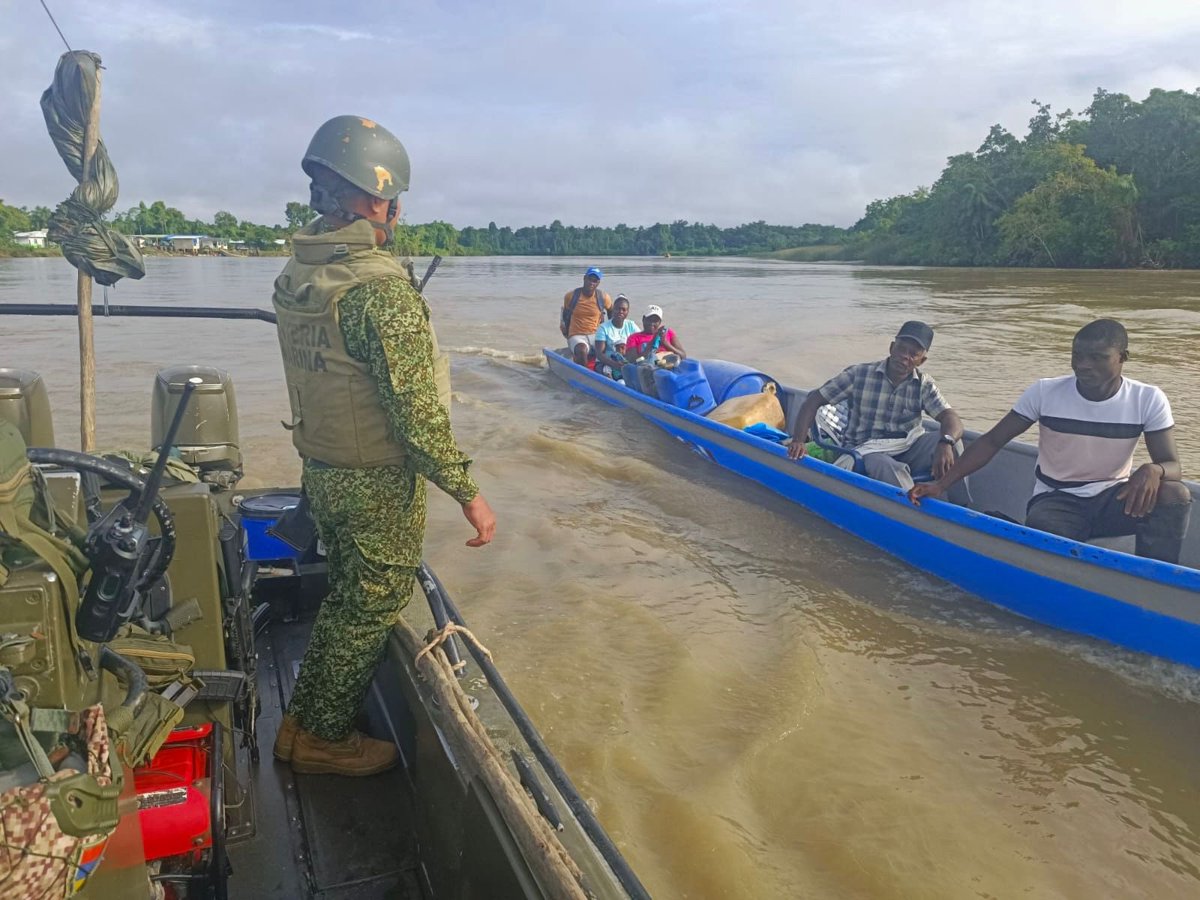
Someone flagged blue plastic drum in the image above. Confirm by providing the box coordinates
[239,492,302,561]
[698,359,778,404]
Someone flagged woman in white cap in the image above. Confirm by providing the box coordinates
[624,304,687,363]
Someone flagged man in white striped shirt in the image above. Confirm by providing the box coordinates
[910,319,1191,564]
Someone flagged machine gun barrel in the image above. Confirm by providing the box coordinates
[418,255,442,292]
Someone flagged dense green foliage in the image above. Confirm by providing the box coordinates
[395,219,844,257]
[3,195,842,257]
[284,201,317,231]
[0,200,33,243]
[108,201,291,249]
[0,200,54,254]
[848,89,1200,268]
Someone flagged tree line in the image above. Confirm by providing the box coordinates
[106,200,317,248]
[845,88,1200,268]
[0,199,291,250]
[394,219,843,257]
[0,202,52,237]
[0,196,843,257]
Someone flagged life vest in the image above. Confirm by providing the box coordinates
[272,219,451,468]
[0,705,116,898]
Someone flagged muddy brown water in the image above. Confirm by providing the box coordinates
[3,256,1200,899]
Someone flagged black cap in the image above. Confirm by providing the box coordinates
[896,320,934,350]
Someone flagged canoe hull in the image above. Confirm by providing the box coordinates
[546,350,1200,668]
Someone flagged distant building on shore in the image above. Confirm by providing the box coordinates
[164,235,203,252]
[13,230,47,248]
[128,234,282,252]
[159,235,230,253]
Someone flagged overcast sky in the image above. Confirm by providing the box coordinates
[3,0,1200,229]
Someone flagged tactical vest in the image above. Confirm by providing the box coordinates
[272,219,452,469]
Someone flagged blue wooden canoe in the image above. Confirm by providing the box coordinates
[545,349,1200,668]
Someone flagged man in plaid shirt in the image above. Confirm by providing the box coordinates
[787,321,967,496]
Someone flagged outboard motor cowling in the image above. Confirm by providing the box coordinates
[151,365,241,483]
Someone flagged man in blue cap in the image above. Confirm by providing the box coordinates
[560,266,612,365]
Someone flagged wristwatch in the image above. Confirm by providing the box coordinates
[939,434,956,446]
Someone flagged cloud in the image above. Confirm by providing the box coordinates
[254,23,383,43]
[3,0,1200,228]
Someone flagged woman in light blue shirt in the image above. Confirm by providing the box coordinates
[593,295,639,377]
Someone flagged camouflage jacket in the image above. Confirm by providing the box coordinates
[336,275,478,506]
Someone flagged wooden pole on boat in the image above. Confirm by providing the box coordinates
[77,64,101,452]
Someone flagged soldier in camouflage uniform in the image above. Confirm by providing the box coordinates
[270,116,496,776]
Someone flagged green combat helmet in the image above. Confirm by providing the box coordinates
[300,115,415,272]
[302,115,410,203]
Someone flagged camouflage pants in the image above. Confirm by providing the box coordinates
[287,462,424,741]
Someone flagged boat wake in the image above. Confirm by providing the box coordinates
[447,345,546,367]
[886,572,1200,703]
[525,431,665,485]
[1063,640,1200,704]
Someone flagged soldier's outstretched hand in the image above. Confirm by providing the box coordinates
[462,494,496,547]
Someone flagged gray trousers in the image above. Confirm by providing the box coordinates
[862,432,971,504]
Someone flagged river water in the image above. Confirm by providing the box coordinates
[3,256,1200,899]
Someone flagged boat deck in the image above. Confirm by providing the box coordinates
[226,611,425,899]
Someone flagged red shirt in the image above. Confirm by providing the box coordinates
[626,328,676,355]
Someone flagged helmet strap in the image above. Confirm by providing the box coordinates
[365,198,399,246]
[367,218,395,246]
[309,180,396,245]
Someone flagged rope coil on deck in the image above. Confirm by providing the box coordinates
[415,622,492,673]
[397,617,591,900]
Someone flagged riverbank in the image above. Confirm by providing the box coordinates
[0,245,61,258]
[0,246,291,259]
[758,244,847,261]
[138,247,290,258]
[6,244,839,262]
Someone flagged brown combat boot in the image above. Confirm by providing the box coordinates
[289,729,399,776]
[272,713,299,762]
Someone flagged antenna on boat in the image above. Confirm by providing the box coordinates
[38,0,73,52]
[75,377,200,643]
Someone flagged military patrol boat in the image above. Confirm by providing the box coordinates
[0,353,648,899]
[2,34,646,899]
